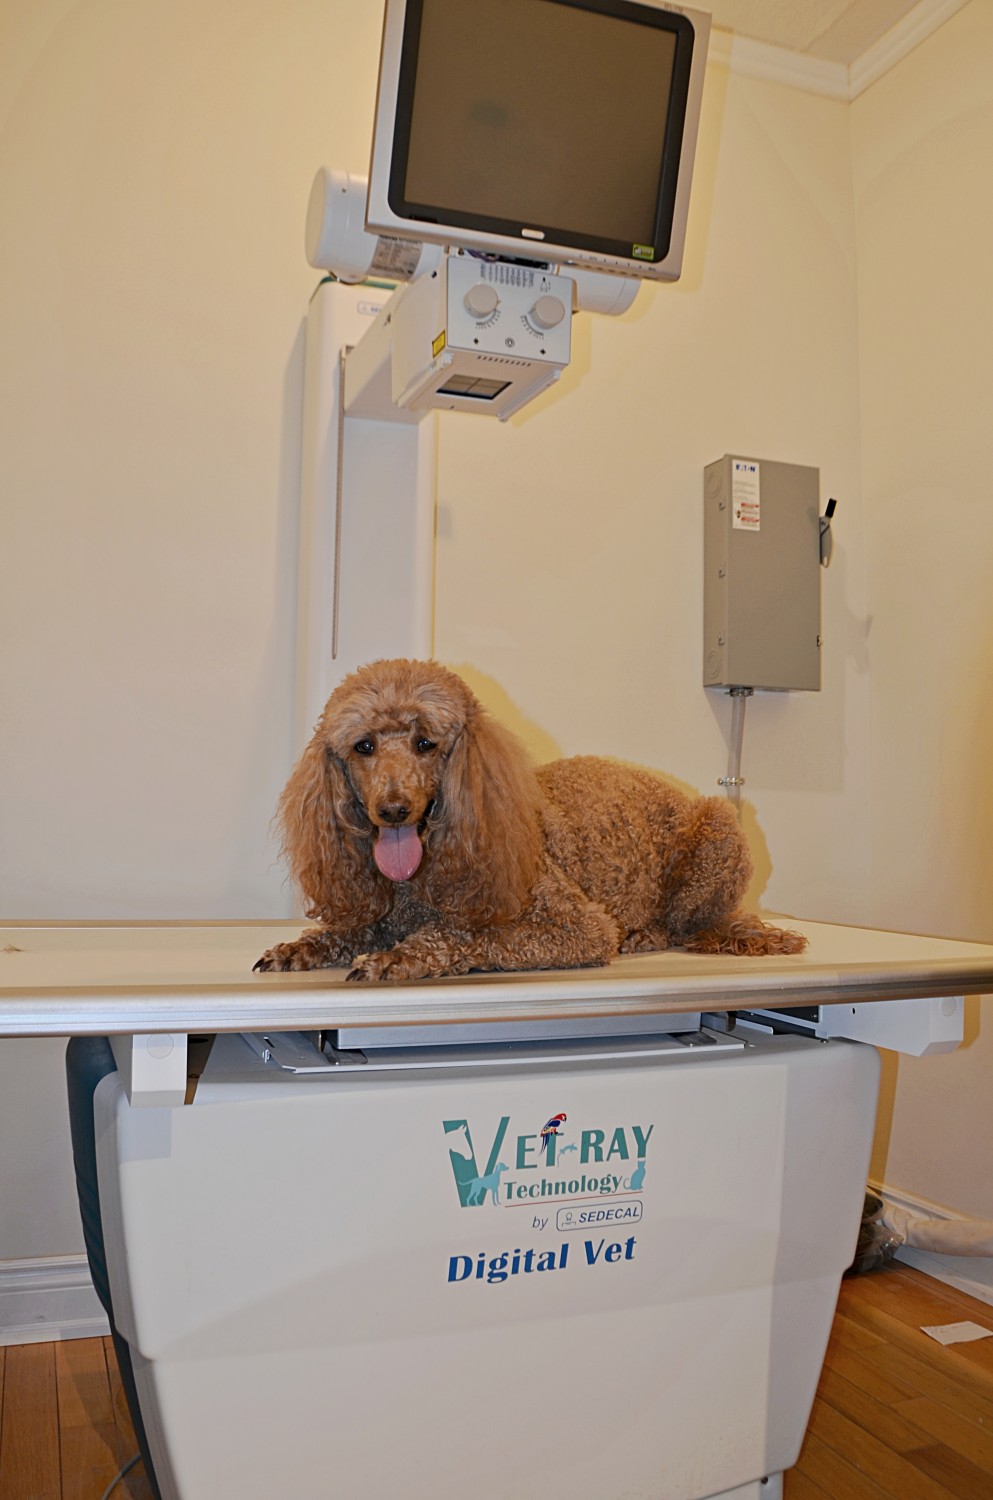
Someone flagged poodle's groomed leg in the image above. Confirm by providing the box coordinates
[661,796,806,956]
[620,924,670,954]
[347,884,620,982]
[661,796,752,944]
[254,921,396,973]
[682,914,807,956]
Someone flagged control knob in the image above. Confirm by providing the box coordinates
[529,294,566,330]
[463,283,500,320]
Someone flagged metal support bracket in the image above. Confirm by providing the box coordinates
[819,995,963,1055]
[109,1033,189,1107]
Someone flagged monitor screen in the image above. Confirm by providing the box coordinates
[367,0,711,282]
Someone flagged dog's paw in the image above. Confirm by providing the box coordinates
[346,949,425,982]
[620,926,670,955]
[253,934,346,972]
[250,948,297,972]
[345,951,373,981]
[346,943,469,982]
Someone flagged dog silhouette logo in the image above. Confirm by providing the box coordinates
[465,1162,508,1205]
[444,1117,510,1207]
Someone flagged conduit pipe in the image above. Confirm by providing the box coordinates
[718,686,752,820]
[882,1205,993,1257]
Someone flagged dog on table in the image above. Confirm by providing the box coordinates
[254,658,805,981]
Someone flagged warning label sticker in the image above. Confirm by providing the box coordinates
[732,460,761,531]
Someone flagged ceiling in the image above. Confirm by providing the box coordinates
[707,0,928,65]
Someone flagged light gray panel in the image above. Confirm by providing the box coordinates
[703,455,822,692]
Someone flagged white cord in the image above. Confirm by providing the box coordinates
[100,1453,141,1500]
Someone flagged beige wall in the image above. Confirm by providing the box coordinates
[435,64,870,923]
[852,0,993,1218]
[0,0,385,1259]
[2,0,386,924]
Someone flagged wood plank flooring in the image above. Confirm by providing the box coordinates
[0,1338,152,1500]
[787,1264,993,1498]
[0,1263,991,1498]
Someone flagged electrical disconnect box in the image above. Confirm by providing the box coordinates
[703,455,822,692]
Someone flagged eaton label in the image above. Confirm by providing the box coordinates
[732,459,761,530]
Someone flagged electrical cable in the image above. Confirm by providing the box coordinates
[100,1453,141,1500]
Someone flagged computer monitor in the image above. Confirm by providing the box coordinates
[366,0,711,283]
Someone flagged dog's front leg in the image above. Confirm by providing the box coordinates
[347,928,476,982]
[254,920,399,973]
[347,877,620,982]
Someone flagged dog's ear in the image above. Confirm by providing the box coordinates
[423,708,542,928]
[278,737,390,931]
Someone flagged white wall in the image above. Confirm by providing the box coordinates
[2,0,386,924]
[852,0,993,1220]
[0,0,385,1259]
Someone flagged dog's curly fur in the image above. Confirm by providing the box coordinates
[255,659,806,981]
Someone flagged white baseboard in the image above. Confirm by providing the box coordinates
[872,1182,993,1309]
[0,1255,110,1346]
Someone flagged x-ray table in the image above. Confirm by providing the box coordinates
[2,918,992,1500]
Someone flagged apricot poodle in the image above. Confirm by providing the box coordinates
[255,659,805,981]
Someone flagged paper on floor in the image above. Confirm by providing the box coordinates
[920,1320,993,1345]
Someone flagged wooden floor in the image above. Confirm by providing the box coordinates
[786,1263,993,1498]
[0,1336,152,1500]
[0,1263,991,1498]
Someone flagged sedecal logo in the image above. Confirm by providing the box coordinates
[443,1111,652,1209]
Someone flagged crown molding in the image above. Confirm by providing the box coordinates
[711,0,971,102]
[709,29,848,99]
[848,0,971,98]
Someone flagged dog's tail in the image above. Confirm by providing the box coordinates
[681,911,807,957]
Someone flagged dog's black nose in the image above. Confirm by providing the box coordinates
[378,802,411,825]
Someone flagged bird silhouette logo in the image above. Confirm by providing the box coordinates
[539,1112,567,1159]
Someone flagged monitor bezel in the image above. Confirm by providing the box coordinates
[366,0,711,283]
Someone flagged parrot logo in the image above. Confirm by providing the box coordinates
[539,1112,567,1159]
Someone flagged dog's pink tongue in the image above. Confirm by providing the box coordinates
[374,824,424,882]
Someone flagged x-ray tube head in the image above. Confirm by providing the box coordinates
[366,0,711,283]
[306,166,442,282]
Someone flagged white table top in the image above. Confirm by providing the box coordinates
[1,918,992,1037]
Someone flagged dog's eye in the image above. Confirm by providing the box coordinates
[353,739,375,756]
[415,738,437,754]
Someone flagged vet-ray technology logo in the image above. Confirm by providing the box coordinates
[443,1110,653,1208]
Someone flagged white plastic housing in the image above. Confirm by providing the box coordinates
[350,255,575,422]
[306,167,442,282]
[295,279,435,748]
[94,1030,878,1500]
